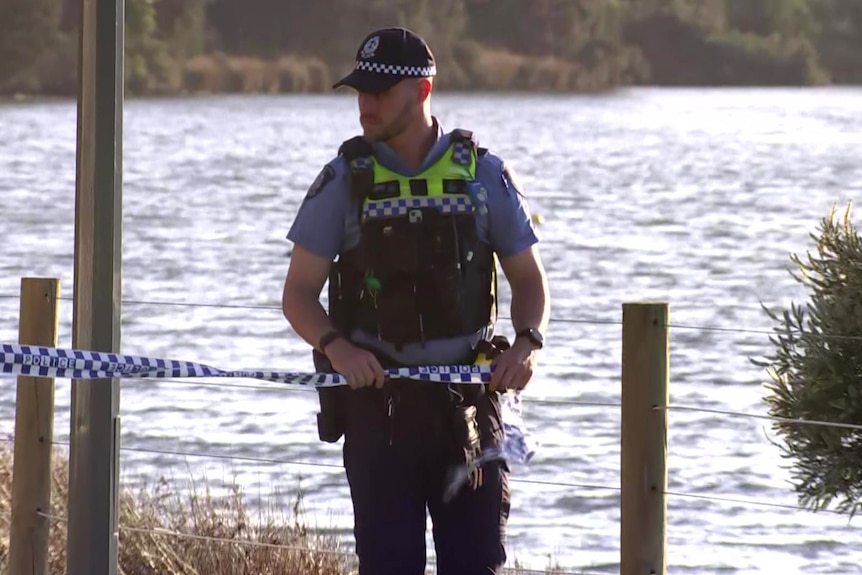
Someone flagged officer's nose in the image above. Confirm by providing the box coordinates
[358,92,378,114]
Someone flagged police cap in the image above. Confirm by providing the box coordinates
[333,27,436,94]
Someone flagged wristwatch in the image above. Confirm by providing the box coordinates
[515,328,544,350]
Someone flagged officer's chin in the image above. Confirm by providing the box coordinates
[360,124,381,142]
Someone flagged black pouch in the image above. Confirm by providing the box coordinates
[313,349,347,443]
[375,275,422,343]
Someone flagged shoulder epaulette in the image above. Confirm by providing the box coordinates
[338,136,374,203]
[452,129,487,155]
[338,135,374,161]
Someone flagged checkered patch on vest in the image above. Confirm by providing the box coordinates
[363,195,474,220]
[451,141,473,166]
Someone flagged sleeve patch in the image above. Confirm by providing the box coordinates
[306,165,335,199]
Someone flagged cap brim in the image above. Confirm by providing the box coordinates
[332,69,404,94]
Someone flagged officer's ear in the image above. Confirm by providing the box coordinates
[416,78,433,102]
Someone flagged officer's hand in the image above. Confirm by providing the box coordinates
[325,339,387,389]
[488,338,538,392]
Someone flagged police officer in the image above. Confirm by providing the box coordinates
[281,27,550,575]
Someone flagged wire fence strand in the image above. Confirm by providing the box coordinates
[659,404,862,432]
[110,443,346,471]
[120,524,359,557]
[4,290,862,354]
[662,490,846,515]
[0,292,624,327]
[119,370,862,434]
[33,510,596,574]
[148,376,623,408]
[45,439,620,492]
[6,290,862,341]
[32,437,855,518]
[35,510,67,523]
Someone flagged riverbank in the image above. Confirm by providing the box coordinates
[1,43,637,99]
[4,1,862,99]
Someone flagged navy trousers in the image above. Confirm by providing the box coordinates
[342,382,511,575]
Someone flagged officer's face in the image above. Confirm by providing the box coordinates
[358,80,424,142]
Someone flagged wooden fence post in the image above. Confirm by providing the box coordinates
[620,301,669,575]
[9,278,61,575]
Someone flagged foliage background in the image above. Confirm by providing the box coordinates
[2,0,861,96]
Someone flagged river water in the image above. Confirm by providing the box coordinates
[1,88,861,574]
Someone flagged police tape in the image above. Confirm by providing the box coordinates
[0,343,537,464]
[0,343,493,386]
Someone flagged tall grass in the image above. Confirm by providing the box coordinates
[182,53,332,95]
[0,445,354,575]
[0,445,577,574]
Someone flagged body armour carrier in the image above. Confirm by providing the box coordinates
[328,129,497,350]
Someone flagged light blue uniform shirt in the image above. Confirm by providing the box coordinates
[287,118,539,365]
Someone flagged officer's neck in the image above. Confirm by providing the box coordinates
[384,115,436,171]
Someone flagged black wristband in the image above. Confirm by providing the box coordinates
[515,327,544,350]
[318,330,342,353]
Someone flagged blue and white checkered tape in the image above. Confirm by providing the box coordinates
[363,195,473,220]
[0,343,537,465]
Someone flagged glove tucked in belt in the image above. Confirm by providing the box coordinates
[450,403,483,491]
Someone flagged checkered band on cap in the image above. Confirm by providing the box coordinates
[363,195,473,221]
[355,60,436,77]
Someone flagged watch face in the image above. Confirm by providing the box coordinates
[531,330,543,346]
[520,328,543,348]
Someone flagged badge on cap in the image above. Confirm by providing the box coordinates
[306,165,335,199]
[360,36,379,60]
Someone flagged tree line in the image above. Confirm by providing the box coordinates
[1,0,861,97]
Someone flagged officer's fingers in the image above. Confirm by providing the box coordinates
[501,372,517,391]
[519,365,534,389]
[366,364,380,388]
[513,364,532,389]
[356,362,375,388]
[352,370,367,390]
[334,365,354,389]
[355,352,380,387]
[369,358,386,388]
[496,362,515,391]
[487,366,499,391]
[364,361,380,388]
[489,362,509,392]
[346,355,367,387]
[504,362,526,391]
[513,368,530,390]
[351,362,370,388]
[503,365,520,389]
[343,370,358,390]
